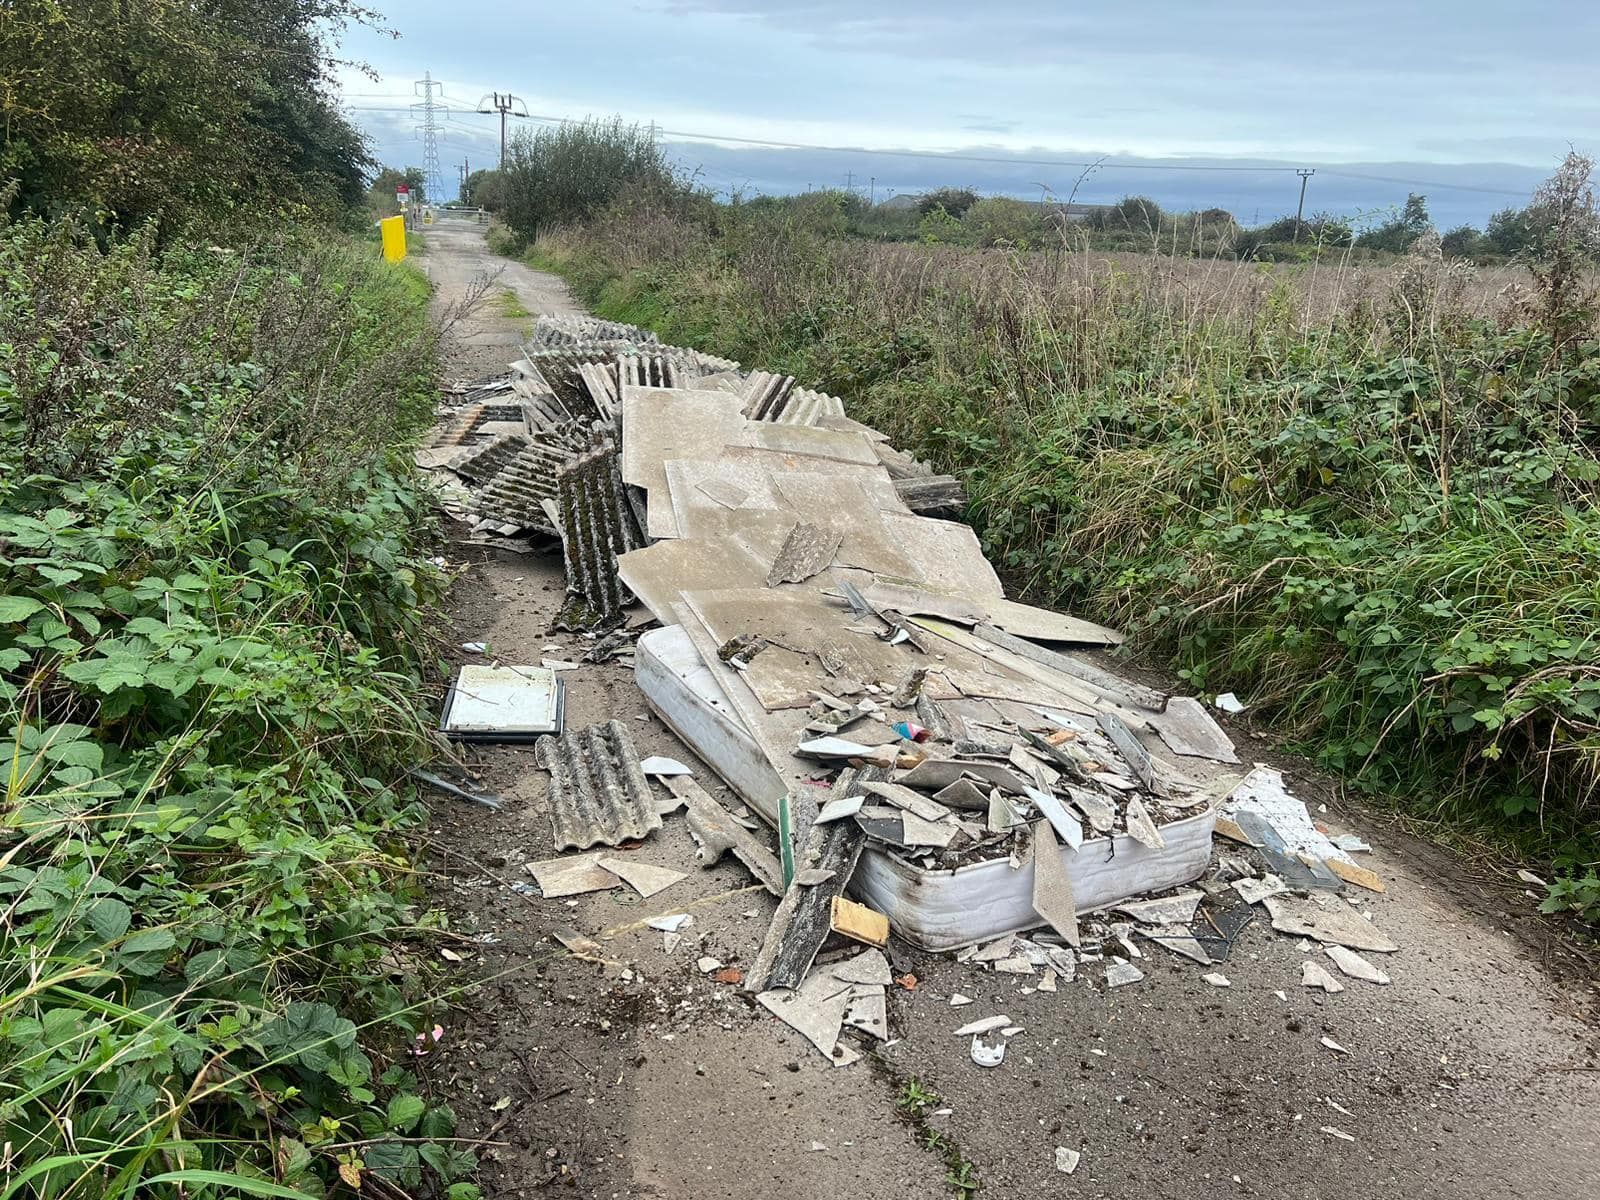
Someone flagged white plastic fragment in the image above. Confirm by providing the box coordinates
[949,993,974,1007]
[1055,1147,1081,1174]
[1320,1036,1350,1055]
[697,956,723,973]
[461,641,487,653]
[1516,868,1546,887]
[1214,692,1246,713]
[1202,972,1231,988]
[1321,1126,1356,1142]
[541,658,581,671]
[646,913,693,932]
[1333,833,1372,853]
[639,755,693,777]
[662,932,682,954]
[970,1034,1007,1067]
[953,1015,1012,1037]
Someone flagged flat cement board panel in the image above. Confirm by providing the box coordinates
[672,599,818,811]
[879,514,1005,601]
[984,597,1124,647]
[617,538,767,625]
[620,386,751,496]
[862,581,988,625]
[686,587,918,711]
[746,421,880,466]
[442,665,561,735]
[769,474,920,579]
[1149,696,1241,764]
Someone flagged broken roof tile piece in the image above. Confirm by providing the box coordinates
[539,720,663,851]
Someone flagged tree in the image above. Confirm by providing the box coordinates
[465,168,509,211]
[1440,224,1484,258]
[917,188,978,219]
[961,197,1040,248]
[367,167,426,214]
[1355,192,1432,254]
[1485,207,1534,256]
[0,0,374,234]
[499,117,682,242]
[1107,195,1163,230]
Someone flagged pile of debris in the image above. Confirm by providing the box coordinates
[424,316,1397,1072]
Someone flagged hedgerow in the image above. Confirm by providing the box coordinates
[0,205,475,1198]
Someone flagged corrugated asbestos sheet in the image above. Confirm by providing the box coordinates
[556,439,644,627]
[444,433,529,485]
[430,401,523,447]
[620,352,693,390]
[528,315,660,348]
[475,431,586,534]
[739,370,796,420]
[774,386,847,426]
[539,719,662,850]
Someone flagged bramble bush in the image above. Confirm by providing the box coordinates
[534,155,1600,919]
[0,204,478,1198]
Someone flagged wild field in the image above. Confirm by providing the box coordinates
[535,163,1600,912]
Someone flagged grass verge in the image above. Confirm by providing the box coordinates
[0,208,477,1197]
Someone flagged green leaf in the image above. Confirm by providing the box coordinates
[386,1093,426,1133]
[89,898,132,942]
[0,597,46,623]
[121,928,177,954]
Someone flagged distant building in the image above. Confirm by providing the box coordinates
[878,193,921,210]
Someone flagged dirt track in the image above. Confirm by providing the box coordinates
[412,216,1600,1200]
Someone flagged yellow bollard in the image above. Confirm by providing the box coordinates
[380,215,406,263]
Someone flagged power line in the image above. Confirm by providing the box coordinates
[1318,168,1528,198]
[340,104,1539,199]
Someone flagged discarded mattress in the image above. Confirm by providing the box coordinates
[637,624,1217,950]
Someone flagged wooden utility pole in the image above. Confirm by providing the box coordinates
[477,92,528,167]
[1294,169,1315,242]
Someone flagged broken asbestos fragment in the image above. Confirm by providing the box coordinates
[1325,945,1391,985]
[1263,894,1398,954]
[1301,960,1345,993]
[1029,819,1081,948]
[765,521,844,586]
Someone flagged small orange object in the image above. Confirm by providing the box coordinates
[896,973,918,991]
[711,967,744,985]
[1045,728,1077,746]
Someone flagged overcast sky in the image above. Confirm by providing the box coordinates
[336,0,1597,225]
